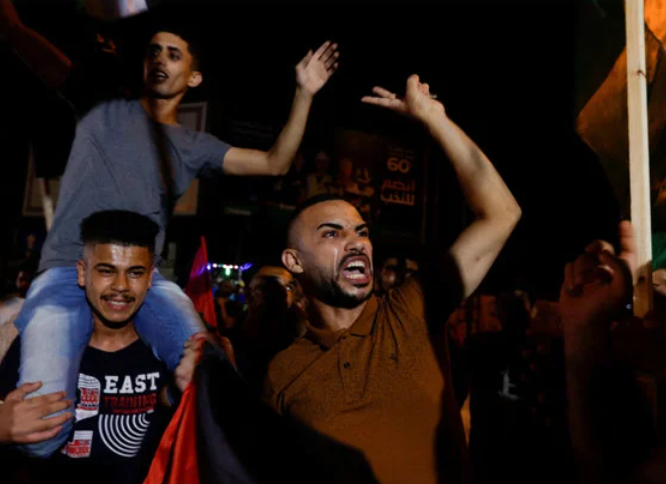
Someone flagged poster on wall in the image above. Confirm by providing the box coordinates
[329,129,426,241]
[202,123,428,242]
[23,102,208,217]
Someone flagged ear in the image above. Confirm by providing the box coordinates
[282,249,303,274]
[188,70,203,88]
[76,259,86,288]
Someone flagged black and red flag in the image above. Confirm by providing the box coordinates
[145,342,379,484]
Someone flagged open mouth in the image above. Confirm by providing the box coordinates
[148,68,168,82]
[102,296,134,312]
[340,256,373,286]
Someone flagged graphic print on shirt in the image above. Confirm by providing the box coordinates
[99,412,152,458]
[76,374,101,421]
[61,370,162,459]
[62,430,93,458]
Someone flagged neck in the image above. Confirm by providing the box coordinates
[140,94,182,125]
[310,298,369,332]
[89,315,139,352]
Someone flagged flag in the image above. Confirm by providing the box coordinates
[145,342,379,484]
[185,236,218,329]
[143,383,200,484]
[575,0,666,227]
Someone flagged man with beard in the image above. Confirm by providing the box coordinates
[264,75,521,484]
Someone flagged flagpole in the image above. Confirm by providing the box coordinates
[626,0,653,318]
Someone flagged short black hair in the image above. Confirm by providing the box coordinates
[286,194,348,248]
[80,211,159,255]
[148,17,204,71]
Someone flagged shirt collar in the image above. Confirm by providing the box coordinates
[305,295,378,349]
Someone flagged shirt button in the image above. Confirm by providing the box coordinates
[343,362,351,369]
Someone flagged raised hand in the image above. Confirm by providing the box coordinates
[362,74,446,125]
[0,382,72,444]
[559,221,636,328]
[174,333,208,392]
[295,41,339,96]
[173,332,237,392]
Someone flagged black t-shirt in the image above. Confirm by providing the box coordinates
[0,338,170,484]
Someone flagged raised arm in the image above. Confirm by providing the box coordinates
[560,222,657,483]
[222,41,339,176]
[0,0,72,89]
[362,75,521,299]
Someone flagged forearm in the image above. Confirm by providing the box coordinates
[565,322,652,483]
[0,1,72,90]
[426,113,520,297]
[265,87,313,175]
[564,323,611,479]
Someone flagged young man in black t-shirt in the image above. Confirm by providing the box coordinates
[0,210,205,483]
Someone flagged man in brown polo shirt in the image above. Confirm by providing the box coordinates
[264,75,522,484]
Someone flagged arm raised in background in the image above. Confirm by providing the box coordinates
[362,74,521,301]
[560,221,658,484]
[222,41,339,177]
[0,0,72,89]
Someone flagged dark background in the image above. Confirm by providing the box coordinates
[0,0,620,298]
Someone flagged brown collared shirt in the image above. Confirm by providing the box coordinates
[264,275,468,484]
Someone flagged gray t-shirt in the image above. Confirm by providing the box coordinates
[40,99,231,271]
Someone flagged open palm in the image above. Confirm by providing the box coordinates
[296,41,339,96]
[362,74,445,124]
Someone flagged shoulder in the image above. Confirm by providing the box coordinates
[387,268,463,324]
[78,98,136,126]
[385,274,427,314]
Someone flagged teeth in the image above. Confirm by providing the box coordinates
[346,273,366,280]
[347,261,366,269]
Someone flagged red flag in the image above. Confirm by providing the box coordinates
[143,383,200,484]
[185,236,218,328]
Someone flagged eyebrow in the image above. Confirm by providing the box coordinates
[94,263,115,270]
[148,44,183,56]
[93,263,147,271]
[316,223,369,232]
[316,223,343,231]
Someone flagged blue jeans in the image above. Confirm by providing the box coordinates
[13,266,205,458]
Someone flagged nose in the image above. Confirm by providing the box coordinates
[345,233,367,254]
[149,49,166,67]
[154,52,165,66]
[111,273,129,292]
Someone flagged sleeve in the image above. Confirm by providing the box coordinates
[190,131,233,178]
